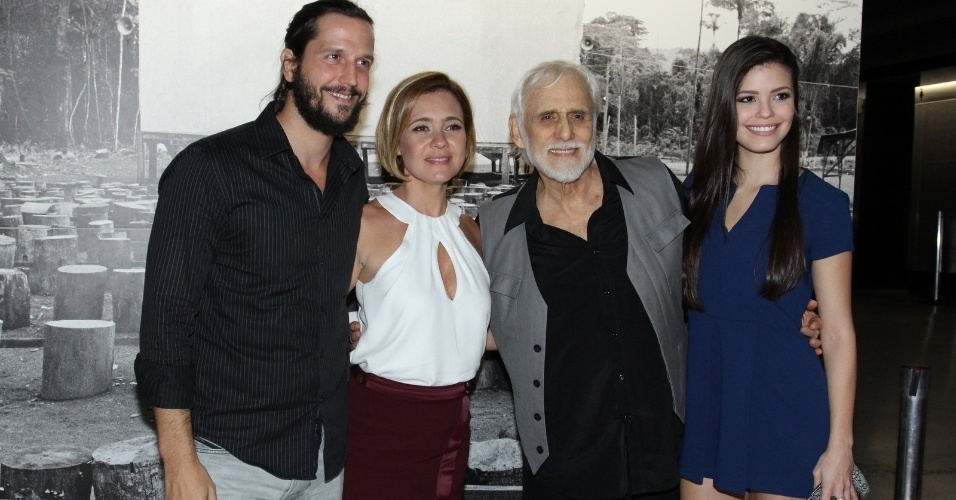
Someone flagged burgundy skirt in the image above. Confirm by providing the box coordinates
[343,367,471,500]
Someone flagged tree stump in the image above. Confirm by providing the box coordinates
[91,435,164,500]
[1,203,23,216]
[31,235,78,295]
[97,237,132,270]
[17,201,55,225]
[50,224,78,236]
[0,214,22,238]
[79,220,113,261]
[0,268,30,330]
[54,265,108,320]
[474,354,512,391]
[13,224,51,264]
[0,445,93,499]
[73,204,111,231]
[63,183,78,203]
[40,319,115,400]
[466,438,523,486]
[31,213,72,228]
[110,268,145,333]
[0,234,16,268]
[127,221,152,263]
[111,202,152,227]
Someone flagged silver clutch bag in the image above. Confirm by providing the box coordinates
[808,465,870,500]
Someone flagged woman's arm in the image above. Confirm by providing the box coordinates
[811,251,859,500]
[485,329,497,351]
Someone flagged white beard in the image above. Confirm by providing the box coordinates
[522,134,595,184]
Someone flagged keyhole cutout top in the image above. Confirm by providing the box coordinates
[436,243,457,301]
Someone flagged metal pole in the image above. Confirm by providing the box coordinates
[895,365,930,500]
[933,211,943,304]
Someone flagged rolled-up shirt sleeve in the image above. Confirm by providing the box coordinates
[134,144,226,409]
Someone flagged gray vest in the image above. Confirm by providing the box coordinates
[479,156,688,473]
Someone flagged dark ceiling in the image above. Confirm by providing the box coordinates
[861,0,956,80]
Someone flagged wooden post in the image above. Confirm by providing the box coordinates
[0,268,31,329]
[91,436,164,500]
[0,234,16,268]
[110,268,145,333]
[41,319,115,400]
[55,265,108,320]
[0,446,93,500]
[31,235,78,295]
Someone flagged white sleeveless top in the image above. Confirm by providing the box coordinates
[351,192,491,386]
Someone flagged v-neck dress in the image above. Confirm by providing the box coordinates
[679,171,853,497]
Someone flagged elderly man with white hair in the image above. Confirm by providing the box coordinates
[480,60,688,500]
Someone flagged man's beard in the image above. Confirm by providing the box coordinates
[289,67,366,137]
[522,131,595,184]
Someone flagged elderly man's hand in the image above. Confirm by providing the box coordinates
[349,320,362,351]
[801,299,823,355]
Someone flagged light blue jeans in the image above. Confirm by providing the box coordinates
[195,431,342,500]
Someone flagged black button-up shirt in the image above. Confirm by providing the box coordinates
[135,105,367,480]
[508,153,682,497]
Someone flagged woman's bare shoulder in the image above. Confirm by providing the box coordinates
[459,214,482,254]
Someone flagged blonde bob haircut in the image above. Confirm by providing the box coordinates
[376,71,477,179]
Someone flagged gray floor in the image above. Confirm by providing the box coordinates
[853,291,955,500]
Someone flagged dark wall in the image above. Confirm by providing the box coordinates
[854,0,956,290]
[853,74,918,289]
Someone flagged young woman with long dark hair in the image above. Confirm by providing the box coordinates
[680,36,859,500]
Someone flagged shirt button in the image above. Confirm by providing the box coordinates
[533,380,541,388]
[603,290,611,295]
[534,413,541,421]
[611,331,619,337]
[536,446,544,454]
[623,413,632,420]
[619,374,625,381]
[533,344,541,353]
[593,249,601,255]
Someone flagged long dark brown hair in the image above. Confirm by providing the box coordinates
[683,36,803,309]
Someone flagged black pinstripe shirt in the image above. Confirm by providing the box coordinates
[134,105,368,480]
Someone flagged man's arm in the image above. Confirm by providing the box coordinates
[135,145,226,499]
[155,409,217,500]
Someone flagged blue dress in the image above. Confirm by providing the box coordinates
[679,171,853,497]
